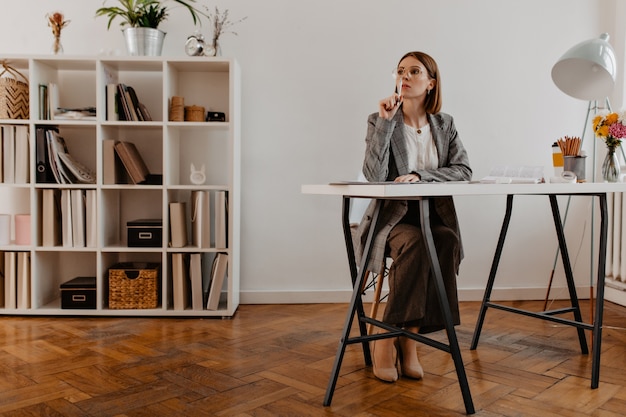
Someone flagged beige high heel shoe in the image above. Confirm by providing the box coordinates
[371,337,398,382]
[399,333,424,380]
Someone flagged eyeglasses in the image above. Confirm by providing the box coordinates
[393,66,427,79]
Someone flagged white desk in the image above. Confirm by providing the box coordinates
[303,181,626,415]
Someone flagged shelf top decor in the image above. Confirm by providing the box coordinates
[95,0,209,56]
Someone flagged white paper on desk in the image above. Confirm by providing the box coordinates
[480,165,544,184]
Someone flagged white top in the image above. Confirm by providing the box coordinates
[403,123,438,172]
[302,181,626,198]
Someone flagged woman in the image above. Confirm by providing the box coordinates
[355,51,471,382]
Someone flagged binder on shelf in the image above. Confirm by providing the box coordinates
[172,253,189,310]
[4,251,17,309]
[189,253,204,310]
[207,253,227,310]
[14,125,29,184]
[71,189,86,248]
[35,126,57,183]
[60,189,73,247]
[17,251,30,309]
[41,189,61,247]
[169,202,188,248]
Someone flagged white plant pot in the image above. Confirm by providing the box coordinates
[123,27,166,56]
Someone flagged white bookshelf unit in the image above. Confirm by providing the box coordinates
[0,55,240,317]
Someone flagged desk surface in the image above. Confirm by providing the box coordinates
[302,181,626,198]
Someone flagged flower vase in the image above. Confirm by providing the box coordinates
[52,36,63,54]
[207,38,221,57]
[601,146,621,183]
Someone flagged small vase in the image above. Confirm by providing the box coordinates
[601,145,621,183]
[52,36,63,54]
[206,38,221,57]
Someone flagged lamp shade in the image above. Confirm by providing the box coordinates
[551,33,616,100]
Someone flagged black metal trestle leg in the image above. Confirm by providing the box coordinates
[323,198,382,406]
[470,193,609,390]
[419,199,475,415]
[324,197,475,415]
[471,194,514,350]
[592,194,608,388]
[549,195,588,354]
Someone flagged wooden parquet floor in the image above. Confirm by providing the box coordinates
[1,300,626,416]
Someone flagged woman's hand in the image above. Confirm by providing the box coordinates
[379,93,402,120]
[394,173,420,183]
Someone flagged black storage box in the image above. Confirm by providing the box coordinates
[60,276,97,309]
[127,219,163,247]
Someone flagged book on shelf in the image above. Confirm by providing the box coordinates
[102,139,125,184]
[106,83,119,121]
[115,83,151,122]
[85,190,97,247]
[14,125,29,184]
[169,202,188,248]
[189,253,204,310]
[4,251,17,309]
[172,253,189,310]
[214,191,228,249]
[71,189,86,248]
[41,189,61,247]
[114,141,159,185]
[207,253,228,310]
[17,251,30,309]
[48,82,59,120]
[2,125,15,184]
[38,84,48,120]
[60,189,73,248]
[191,191,211,248]
[0,253,4,307]
[0,128,3,183]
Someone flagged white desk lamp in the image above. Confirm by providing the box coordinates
[552,33,616,102]
[547,33,618,312]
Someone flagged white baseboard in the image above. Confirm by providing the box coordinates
[240,285,593,304]
[605,279,626,306]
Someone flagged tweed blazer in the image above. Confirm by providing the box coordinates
[355,109,472,273]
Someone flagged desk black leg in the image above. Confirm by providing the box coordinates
[341,197,372,365]
[420,199,475,415]
[324,199,382,406]
[549,195,588,354]
[470,194,514,350]
[592,193,608,388]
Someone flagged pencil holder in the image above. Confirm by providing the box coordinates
[563,156,586,182]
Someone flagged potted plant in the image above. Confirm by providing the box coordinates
[95,0,206,55]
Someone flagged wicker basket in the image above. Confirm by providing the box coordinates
[0,61,29,119]
[184,105,205,122]
[108,262,161,309]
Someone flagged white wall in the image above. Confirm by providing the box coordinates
[0,0,620,303]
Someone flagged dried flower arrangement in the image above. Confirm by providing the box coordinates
[202,6,247,56]
[47,11,70,54]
